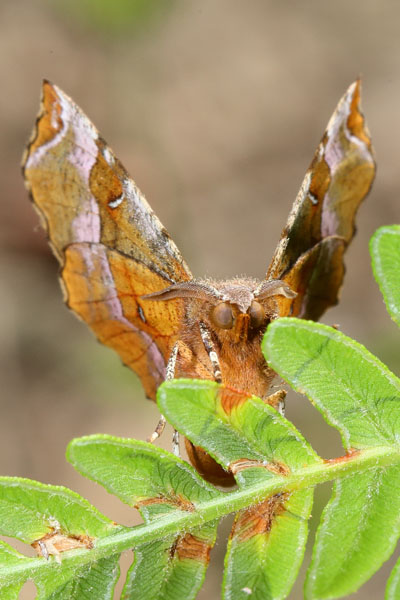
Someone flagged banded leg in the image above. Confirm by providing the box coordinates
[199,321,222,383]
[172,429,180,457]
[147,343,179,444]
[38,541,50,561]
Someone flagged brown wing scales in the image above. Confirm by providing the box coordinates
[23,81,192,399]
[267,80,375,320]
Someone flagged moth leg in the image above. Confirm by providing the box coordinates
[172,429,180,456]
[264,389,287,416]
[38,540,50,561]
[199,321,222,383]
[147,343,179,444]
[147,415,167,444]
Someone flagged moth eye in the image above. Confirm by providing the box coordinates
[248,301,265,329]
[211,302,234,330]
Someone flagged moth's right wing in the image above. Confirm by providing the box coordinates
[23,81,192,399]
[267,80,375,321]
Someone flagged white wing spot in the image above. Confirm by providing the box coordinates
[108,195,124,209]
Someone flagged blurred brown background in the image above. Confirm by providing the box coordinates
[1,1,399,598]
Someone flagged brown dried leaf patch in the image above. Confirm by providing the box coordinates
[172,533,212,563]
[231,493,290,541]
[230,458,290,476]
[32,531,93,560]
[138,494,195,512]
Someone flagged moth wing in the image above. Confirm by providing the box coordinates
[266,80,375,320]
[23,81,192,399]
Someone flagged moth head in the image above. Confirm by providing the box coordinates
[142,279,296,342]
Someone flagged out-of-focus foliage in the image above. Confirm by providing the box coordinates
[51,0,175,36]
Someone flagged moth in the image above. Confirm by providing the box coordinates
[23,80,375,485]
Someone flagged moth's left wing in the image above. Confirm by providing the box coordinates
[23,81,192,399]
[266,80,375,320]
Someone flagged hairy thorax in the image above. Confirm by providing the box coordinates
[157,277,292,398]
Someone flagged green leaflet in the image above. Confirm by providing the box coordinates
[223,488,313,600]
[0,478,115,543]
[0,541,26,599]
[36,555,120,599]
[370,225,400,327]
[263,318,400,598]
[158,380,321,599]
[66,435,220,514]
[0,478,121,599]
[122,532,217,600]
[158,379,320,487]
[305,466,400,599]
[67,436,220,600]
[387,555,400,600]
[263,319,400,450]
